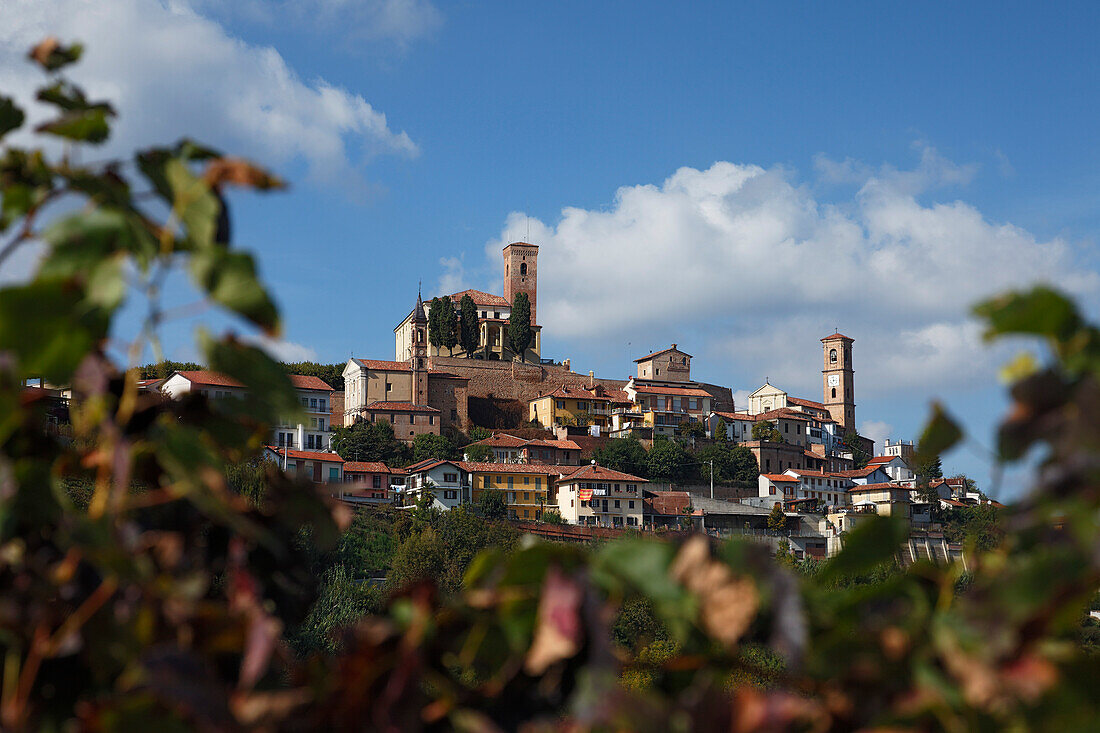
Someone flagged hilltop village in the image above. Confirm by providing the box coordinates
[101,241,994,560]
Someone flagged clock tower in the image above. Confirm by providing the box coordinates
[822,332,855,430]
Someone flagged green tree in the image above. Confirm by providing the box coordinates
[441,297,458,355]
[412,432,456,462]
[841,428,871,469]
[427,296,444,350]
[332,419,410,464]
[767,503,788,533]
[592,438,649,477]
[539,510,565,525]
[290,565,381,656]
[280,361,345,390]
[464,442,493,462]
[697,442,759,486]
[508,291,533,359]
[646,438,691,484]
[459,293,480,356]
[752,419,783,442]
[714,417,729,441]
[678,420,706,439]
[475,489,508,520]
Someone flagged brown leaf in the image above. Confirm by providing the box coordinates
[524,566,583,675]
[670,536,759,647]
[28,37,59,67]
[203,157,285,190]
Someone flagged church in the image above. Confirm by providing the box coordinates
[393,242,543,363]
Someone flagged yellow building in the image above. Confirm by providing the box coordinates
[464,462,563,520]
[528,385,613,428]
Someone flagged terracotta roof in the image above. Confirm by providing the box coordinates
[528,438,582,451]
[849,482,905,492]
[833,466,886,478]
[602,389,632,404]
[364,401,441,413]
[787,396,827,410]
[174,370,244,388]
[821,332,854,342]
[469,434,529,449]
[786,469,854,480]
[266,446,344,462]
[761,474,799,483]
[645,490,692,516]
[448,289,510,308]
[712,410,753,421]
[459,462,568,475]
[533,385,612,402]
[634,345,692,362]
[405,459,464,474]
[343,461,394,474]
[865,456,896,465]
[557,464,646,483]
[630,384,711,398]
[352,359,411,372]
[289,375,332,391]
[754,408,813,422]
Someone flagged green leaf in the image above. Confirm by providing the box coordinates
[200,330,299,424]
[974,287,1081,342]
[165,157,220,249]
[189,248,279,335]
[916,402,963,459]
[36,108,112,144]
[39,207,156,278]
[0,278,108,381]
[0,96,24,138]
[819,514,908,581]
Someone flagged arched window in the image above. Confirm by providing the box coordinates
[831,388,836,398]
[829,348,837,363]
[520,262,527,275]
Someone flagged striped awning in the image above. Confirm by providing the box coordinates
[578,488,593,501]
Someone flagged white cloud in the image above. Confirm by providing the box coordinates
[859,420,893,456]
[0,0,418,188]
[201,0,442,47]
[482,147,1098,397]
[436,255,469,296]
[244,335,319,363]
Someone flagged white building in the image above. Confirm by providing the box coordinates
[555,464,648,528]
[708,411,755,442]
[403,459,470,510]
[161,370,334,451]
[262,446,344,483]
[865,455,915,484]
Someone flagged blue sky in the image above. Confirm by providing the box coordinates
[5,1,1100,498]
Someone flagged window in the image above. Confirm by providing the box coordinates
[310,398,317,409]
[830,348,837,363]
[520,262,527,275]
[507,476,514,488]
[628,500,634,509]
[429,415,434,425]
[524,492,530,500]
[328,467,339,481]
[310,417,318,428]
[524,476,530,484]
[614,500,620,508]
[385,382,392,392]
[319,399,326,412]
[556,401,564,409]
[443,472,458,483]
[444,490,457,500]
[494,311,500,319]
[372,475,382,489]
[451,409,457,420]
[480,311,486,318]
[535,477,542,488]
[576,401,587,410]
[831,388,836,398]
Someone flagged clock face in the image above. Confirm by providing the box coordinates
[827,374,840,387]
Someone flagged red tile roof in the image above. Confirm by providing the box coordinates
[761,474,799,483]
[712,410,753,421]
[634,345,692,362]
[533,385,613,402]
[448,289,510,308]
[289,374,332,391]
[557,464,646,483]
[787,396,827,411]
[821,332,854,342]
[174,370,244,388]
[343,461,394,473]
[353,359,411,372]
[630,384,711,398]
[645,490,692,516]
[833,466,886,478]
[754,408,813,422]
[459,462,569,475]
[849,482,904,492]
[364,401,441,413]
[865,456,896,465]
[266,446,344,462]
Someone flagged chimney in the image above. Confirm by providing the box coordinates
[563,358,571,371]
[588,370,595,388]
[672,343,677,349]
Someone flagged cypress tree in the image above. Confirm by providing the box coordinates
[508,292,533,360]
[442,298,459,355]
[459,294,480,356]
[427,297,443,349]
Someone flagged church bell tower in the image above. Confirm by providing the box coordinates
[411,289,428,405]
[822,332,855,430]
[502,242,538,325]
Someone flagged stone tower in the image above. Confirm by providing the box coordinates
[822,332,855,430]
[502,242,538,325]
[411,290,429,405]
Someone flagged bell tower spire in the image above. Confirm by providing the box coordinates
[822,331,855,430]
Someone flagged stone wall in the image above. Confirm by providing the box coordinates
[428,377,468,432]
[429,356,627,403]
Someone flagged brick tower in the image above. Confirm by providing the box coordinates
[822,332,855,430]
[502,242,538,325]
[411,289,428,405]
